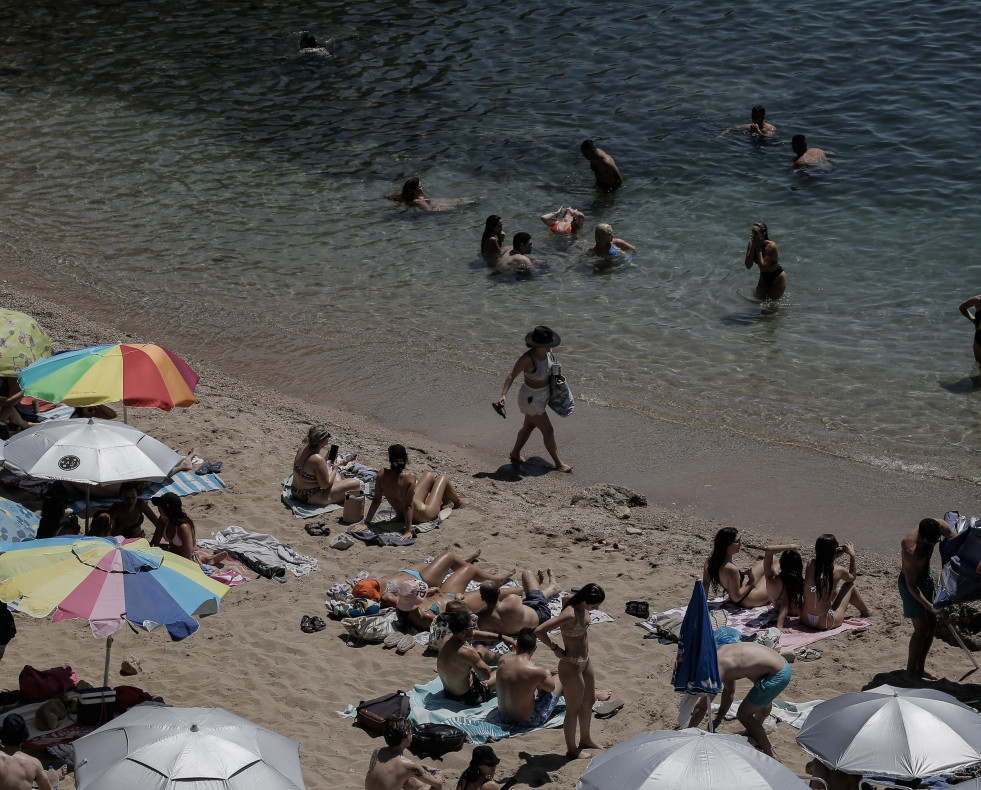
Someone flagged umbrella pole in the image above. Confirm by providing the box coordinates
[103,635,113,689]
[85,486,90,533]
[708,695,715,732]
[123,404,129,425]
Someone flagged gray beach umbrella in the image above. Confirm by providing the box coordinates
[796,684,981,781]
[73,705,305,790]
[576,728,811,790]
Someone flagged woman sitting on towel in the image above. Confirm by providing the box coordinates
[149,493,227,567]
[703,527,769,608]
[764,543,804,630]
[290,425,363,506]
[801,534,870,630]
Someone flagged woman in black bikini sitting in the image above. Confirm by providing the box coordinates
[745,221,786,300]
[109,481,158,540]
[703,527,769,608]
[763,543,805,630]
[290,425,362,506]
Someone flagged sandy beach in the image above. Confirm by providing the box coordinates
[3,253,981,790]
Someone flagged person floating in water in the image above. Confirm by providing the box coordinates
[792,134,834,168]
[298,32,329,55]
[590,223,634,260]
[580,139,622,192]
[745,221,786,300]
[719,105,776,139]
[540,206,585,234]
[386,177,472,212]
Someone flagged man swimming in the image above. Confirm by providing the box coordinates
[792,134,834,168]
[719,105,776,139]
[497,232,534,275]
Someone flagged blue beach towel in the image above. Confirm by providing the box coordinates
[67,471,227,515]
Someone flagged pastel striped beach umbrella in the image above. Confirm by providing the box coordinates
[18,343,199,412]
[0,535,228,686]
[0,496,39,543]
[0,308,53,377]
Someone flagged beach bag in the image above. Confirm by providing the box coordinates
[409,723,467,759]
[548,361,574,417]
[342,614,393,644]
[654,613,683,642]
[343,491,366,523]
[77,686,116,726]
[356,690,410,734]
[19,665,77,702]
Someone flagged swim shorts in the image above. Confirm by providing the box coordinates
[498,690,559,729]
[518,383,549,416]
[443,671,493,707]
[744,661,791,708]
[522,589,553,625]
[898,571,935,619]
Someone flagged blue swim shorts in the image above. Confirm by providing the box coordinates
[898,571,934,619]
[522,590,553,625]
[499,690,558,729]
[744,661,791,708]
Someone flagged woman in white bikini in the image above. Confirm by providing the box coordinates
[801,534,870,630]
[497,325,572,473]
[535,583,604,759]
[703,527,769,608]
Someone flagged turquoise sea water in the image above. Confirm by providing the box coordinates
[1,0,980,483]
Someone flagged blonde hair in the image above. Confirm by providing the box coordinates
[306,425,331,447]
[595,223,613,241]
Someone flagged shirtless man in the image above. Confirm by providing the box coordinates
[365,716,443,790]
[0,714,62,790]
[540,207,585,234]
[900,517,954,681]
[687,642,791,760]
[580,140,623,191]
[497,233,534,275]
[437,613,496,705]
[477,570,561,635]
[792,134,834,168]
[745,221,786,300]
[495,628,563,729]
[362,444,468,541]
[719,105,776,139]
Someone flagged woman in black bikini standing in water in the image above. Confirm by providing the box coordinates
[958,295,981,364]
[745,221,786,300]
[497,326,572,473]
[703,527,770,608]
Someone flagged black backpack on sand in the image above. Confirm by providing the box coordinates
[409,723,467,760]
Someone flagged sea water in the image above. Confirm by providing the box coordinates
[1,0,980,483]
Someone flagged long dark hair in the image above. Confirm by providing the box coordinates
[563,583,605,609]
[456,766,482,790]
[400,178,421,201]
[707,527,739,590]
[778,549,804,614]
[814,533,838,600]
[481,215,502,243]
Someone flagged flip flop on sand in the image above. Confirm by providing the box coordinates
[310,617,327,633]
[383,632,403,649]
[593,699,625,718]
[605,542,625,552]
[396,634,416,654]
[795,646,821,662]
[300,615,315,634]
[305,522,330,536]
[592,539,611,550]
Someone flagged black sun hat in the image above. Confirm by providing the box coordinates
[525,325,560,348]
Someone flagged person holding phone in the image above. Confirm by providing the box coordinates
[290,425,363,506]
[801,534,870,630]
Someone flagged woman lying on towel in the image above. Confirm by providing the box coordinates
[703,527,769,608]
[764,543,805,630]
[290,425,363,506]
[148,493,227,567]
[801,534,870,630]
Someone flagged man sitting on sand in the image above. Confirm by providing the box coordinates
[477,570,560,635]
[361,444,469,541]
[437,612,496,705]
[792,134,834,168]
[901,516,954,681]
[0,713,63,790]
[686,642,791,760]
[494,628,563,728]
[365,716,443,790]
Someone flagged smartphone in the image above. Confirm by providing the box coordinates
[327,444,339,463]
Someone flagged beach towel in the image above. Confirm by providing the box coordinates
[407,677,565,744]
[35,404,74,421]
[640,597,870,651]
[281,464,377,518]
[65,471,228,516]
[198,525,319,577]
[345,505,453,545]
[201,555,256,586]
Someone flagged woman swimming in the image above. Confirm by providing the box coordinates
[801,534,870,630]
[702,527,769,608]
[589,223,635,259]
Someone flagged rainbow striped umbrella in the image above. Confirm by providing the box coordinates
[0,497,39,544]
[18,343,199,411]
[0,535,227,684]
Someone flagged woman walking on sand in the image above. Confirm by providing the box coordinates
[535,584,606,759]
[497,325,572,473]
[802,533,870,630]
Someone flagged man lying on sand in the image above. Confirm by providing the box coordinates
[365,716,443,790]
[494,628,562,729]
[477,570,561,635]
[437,612,496,706]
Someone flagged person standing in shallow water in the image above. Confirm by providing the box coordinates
[497,326,572,473]
[580,139,622,191]
[958,294,981,364]
[745,221,786,300]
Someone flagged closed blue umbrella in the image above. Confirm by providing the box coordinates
[0,496,39,543]
[672,580,722,730]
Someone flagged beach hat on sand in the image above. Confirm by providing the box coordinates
[470,745,501,767]
[352,579,381,601]
[396,580,427,611]
[525,325,560,348]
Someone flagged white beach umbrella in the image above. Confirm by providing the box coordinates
[796,684,981,781]
[576,728,811,790]
[0,418,181,486]
[73,705,305,790]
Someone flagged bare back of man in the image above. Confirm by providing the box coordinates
[437,631,494,699]
[0,751,53,790]
[495,651,560,723]
[478,571,560,635]
[365,746,442,790]
[580,141,623,191]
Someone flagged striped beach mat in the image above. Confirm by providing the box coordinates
[67,471,227,515]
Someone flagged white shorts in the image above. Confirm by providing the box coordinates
[518,383,549,416]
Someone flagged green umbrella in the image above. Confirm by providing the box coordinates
[0,309,53,378]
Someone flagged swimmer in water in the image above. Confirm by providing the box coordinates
[719,105,776,139]
[958,295,981,364]
[580,139,623,192]
[589,223,635,259]
[386,178,472,212]
[745,221,786,300]
[497,233,534,276]
[540,207,585,234]
[481,215,506,263]
[298,32,330,55]
[792,135,834,168]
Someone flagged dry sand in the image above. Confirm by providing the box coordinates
[2,277,981,790]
